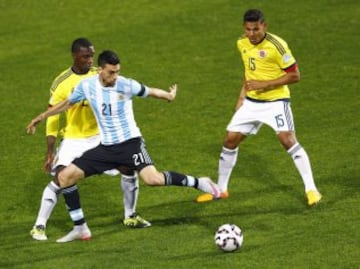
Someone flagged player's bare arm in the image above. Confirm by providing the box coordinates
[148,84,177,101]
[43,135,56,173]
[245,68,300,91]
[235,86,246,110]
[235,81,247,110]
[44,109,60,172]
[27,99,72,135]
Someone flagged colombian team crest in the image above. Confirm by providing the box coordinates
[259,49,266,58]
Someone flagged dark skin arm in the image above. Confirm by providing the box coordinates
[44,135,56,173]
[27,99,72,135]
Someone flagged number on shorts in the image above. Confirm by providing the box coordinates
[275,114,285,128]
[133,153,145,166]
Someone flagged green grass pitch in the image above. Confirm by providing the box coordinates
[0,0,359,268]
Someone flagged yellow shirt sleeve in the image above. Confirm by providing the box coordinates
[45,71,69,137]
[46,114,60,137]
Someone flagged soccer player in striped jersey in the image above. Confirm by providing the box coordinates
[30,39,149,243]
[196,9,322,206]
[27,50,221,240]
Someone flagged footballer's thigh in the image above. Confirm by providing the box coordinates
[265,101,295,133]
[58,163,85,188]
[264,101,298,150]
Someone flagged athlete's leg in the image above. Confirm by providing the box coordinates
[121,174,139,218]
[40,138,93,230]
[30,177,61,241]
[31,165,78,241]
[55,164,91,243]
[117,166,150,228]
[139,165,220,197]
[278,131,318,191]
[118,166,139,219]
[277,131,321,205]
[58,164,85,225]
[215,99,260,197]
[195,131,246,203]
[219,131,247,192]
[33,177,61,229]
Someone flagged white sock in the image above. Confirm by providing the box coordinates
[34,181,60,227]
[218,147,238,192]
[288,143,317,192]
[121,174,139,219]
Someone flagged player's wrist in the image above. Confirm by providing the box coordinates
[167,91,174,101]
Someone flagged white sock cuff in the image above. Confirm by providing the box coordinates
[222,146,238,154]
[287,143,302,156]
[48,181,61,193]
[121,174,137,182]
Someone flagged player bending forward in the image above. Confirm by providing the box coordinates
[27,50,221,240]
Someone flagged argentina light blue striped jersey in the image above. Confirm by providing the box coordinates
[68,74,149,145]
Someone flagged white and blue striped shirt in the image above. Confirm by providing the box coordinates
[68,74,149,145]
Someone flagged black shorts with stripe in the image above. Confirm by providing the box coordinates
[72,137,153,177]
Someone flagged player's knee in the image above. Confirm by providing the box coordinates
[278,132,297,149]
[53,166,65,185]
[57,165,83,188]
[224,132,244,149]
[57,170,70,188]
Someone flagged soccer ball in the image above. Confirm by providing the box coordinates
[214,224,243,252]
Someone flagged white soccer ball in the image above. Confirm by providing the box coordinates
[214,224,244,252]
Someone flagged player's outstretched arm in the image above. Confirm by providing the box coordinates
[26,99,72,135]
[148,84,177,102]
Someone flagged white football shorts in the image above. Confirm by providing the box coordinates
[52,135,101,170]
[226,98,295,135]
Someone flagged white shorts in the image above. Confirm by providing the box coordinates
[52,135,120,176]
[52,135,101,170]
[226,98,295,135]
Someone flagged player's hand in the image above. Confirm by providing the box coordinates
[168,84,177,101]
[43,155,54,173]
[26,115,43,134]
[245,80,267,91]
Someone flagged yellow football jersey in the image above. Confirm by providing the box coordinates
[46,67,98,138]
[237,32,297,101]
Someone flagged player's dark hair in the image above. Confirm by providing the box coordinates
[243,9,265,23]
[71,38,93,53]
[98,50,120,67]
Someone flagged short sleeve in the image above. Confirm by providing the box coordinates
[129,79,149,98]
[68,82,85,104]
[276,42,296,70]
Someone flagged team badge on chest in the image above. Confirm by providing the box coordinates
[259,49,267,58]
